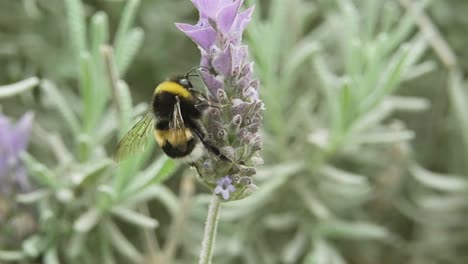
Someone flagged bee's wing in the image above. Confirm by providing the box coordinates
[170,97,188,152]
[114,112,154,161]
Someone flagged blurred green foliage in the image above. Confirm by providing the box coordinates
[1,0,468,263]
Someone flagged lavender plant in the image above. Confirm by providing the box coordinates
[0,112,33,194]
[0,112,36,253]
[176,0,262,262]
[176,0,262,201]
[0,0,181,263]
[2,0,468,263]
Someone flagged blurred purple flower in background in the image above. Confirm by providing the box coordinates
[0,112,33,194]
[177,0,262,201]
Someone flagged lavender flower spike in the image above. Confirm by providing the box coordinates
[177,0,262,201]
[0,112,34,194]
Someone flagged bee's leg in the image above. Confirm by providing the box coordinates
[188,120,232,162]
[201,140,232,162]
[189,88,225,109]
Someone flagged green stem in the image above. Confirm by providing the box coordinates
[198,194,222,264]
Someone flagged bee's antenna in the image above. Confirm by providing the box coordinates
[185,66,209,79]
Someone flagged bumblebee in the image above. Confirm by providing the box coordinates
[114,69,228,164]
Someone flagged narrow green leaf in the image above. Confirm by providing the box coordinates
[77,133,92,162]
[353,130,414,144]
[74,208,101,233]
[403,60,436,81]
[386,95,430,111]
[0,250,27,261]
[222,163,303,221]
[124,156,177,195]
[115,28,144,75]
[123,185,179,217]
[317,220,391,241]
[106,220,144,262]
[91,12,109,59]
[295,183,332,220]
[359,45,410,113]
[382,1,419,55]
[114,0,141,73]
[44,248,59,264]
[115,80,133,136]
[263,213,298,230]
[17,189,50,204]
[90,11,110,125]
[339,82,352,131]
[71,159,113,187]
[313,56,341,139]
[0,77,39,98]
[79,52,97,133]
[111,206,159,228]
[364,0,379,41]
[99,225,117,264]
[281,231,308,264]
[349,100,393,135]
[416,194,468,212]
[22,235,43,258]
[303,239,346,264]
[64,0,87,61]
[20,153,58,189]
[281,39,319,89]
[319,166,368,186]
[67,232,85,259]
[410,164,468,192]
[449,69,468,153]
[40,80,81,134]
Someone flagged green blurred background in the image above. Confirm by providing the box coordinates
[1,0,468,263]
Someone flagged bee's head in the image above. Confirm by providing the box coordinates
[176,66,211,89]
[170,76,193,90]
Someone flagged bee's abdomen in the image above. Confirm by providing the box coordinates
[161,138,197,158]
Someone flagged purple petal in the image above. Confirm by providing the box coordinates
[192,0,222,19]
[175,22,217,51]
[241,62,254,78]
[200,54,212,69]
[200,70,224,96]
[226,185,236,192]
[221,189,230,200]
[232,6,254,34]
[216,0,243,34]
[236,76,250,89]
[231,45,248,72]
[0,116,12,154]
[212,46,232,76]
[217,176,227,186]
[250,79,260,90]
[243,86,258,100]
[11,112,34,155]
[214,185,223,194]
[224,175,232,184]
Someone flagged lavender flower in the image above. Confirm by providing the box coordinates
[0,112,34,194]
[176,0,262,201]
[214,176,236,200]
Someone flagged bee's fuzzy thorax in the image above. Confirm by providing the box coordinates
[154,81,193,100]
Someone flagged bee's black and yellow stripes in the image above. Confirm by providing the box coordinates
[114,75,227,163]
[154,81,193,100]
